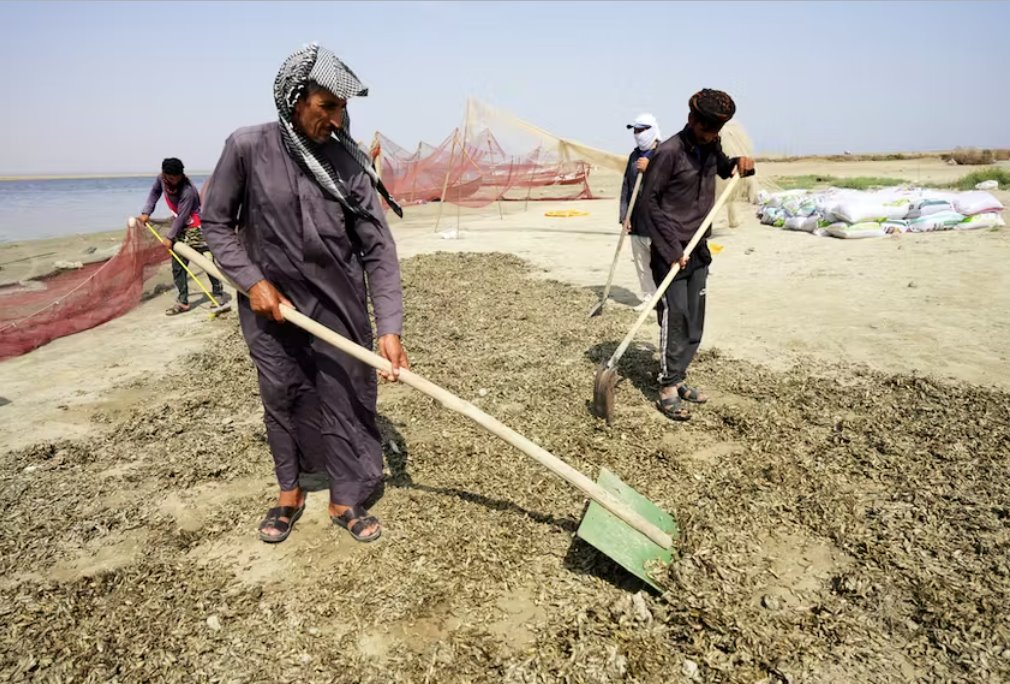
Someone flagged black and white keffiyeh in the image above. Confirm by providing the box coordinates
[273,43,402,218]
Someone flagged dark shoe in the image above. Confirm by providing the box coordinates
[258,503,305,543]
[677,384,708,404]
[656,394,691,422]
[331,505,382,543]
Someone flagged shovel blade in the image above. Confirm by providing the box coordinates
[587,299,605,318]
[592,365,618,423]
[577,467,678,592]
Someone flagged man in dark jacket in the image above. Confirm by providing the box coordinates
[640,89,755,421]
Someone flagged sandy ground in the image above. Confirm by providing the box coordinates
[389,158,1010,392]
[2,157,1007,447]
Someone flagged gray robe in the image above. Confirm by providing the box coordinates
[201,122,403,506]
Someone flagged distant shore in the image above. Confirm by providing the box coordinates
[0,172,212,182]
[4,147,1009,181]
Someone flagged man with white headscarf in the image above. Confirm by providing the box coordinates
[621,114,662,310]
[202,44,407,545]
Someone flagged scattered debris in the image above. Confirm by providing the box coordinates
[1,253,1008,682]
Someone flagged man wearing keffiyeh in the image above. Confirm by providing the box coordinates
[202,44,407,545]
[639,89,755,422]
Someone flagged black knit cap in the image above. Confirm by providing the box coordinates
[161,157,185,175]
[689,89,736,127]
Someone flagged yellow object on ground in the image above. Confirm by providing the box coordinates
[710,242,725,255]
[545,210,590,218]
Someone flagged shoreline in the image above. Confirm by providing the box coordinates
[0,172,214,182]
[0,228,126,287]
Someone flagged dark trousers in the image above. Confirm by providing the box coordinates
[172,253,224,305]
[238,298,383,507]
[651,257,708,388]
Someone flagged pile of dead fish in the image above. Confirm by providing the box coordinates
[2,252,1008,682]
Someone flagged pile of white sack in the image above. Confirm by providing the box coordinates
[757,186,1005,239]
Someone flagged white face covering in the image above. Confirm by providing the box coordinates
[631,114,661,152]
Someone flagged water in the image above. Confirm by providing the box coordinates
[0,175,209,243]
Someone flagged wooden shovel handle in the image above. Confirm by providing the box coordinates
[156,226,674,550]
[598,172,644,305]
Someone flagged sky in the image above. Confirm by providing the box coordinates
[0,0,1007,175]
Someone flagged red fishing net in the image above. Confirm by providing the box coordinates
[0,219,168,360]
[375,128,593,208]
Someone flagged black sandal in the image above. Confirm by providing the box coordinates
[677,384,708,404]
[258,504,305,543]
[656,394,691,422]
[331,506,382,543]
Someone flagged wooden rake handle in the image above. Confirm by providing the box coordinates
[597,172,644,306]
[604,172,741,371]
[161,230,674,550]
[143,222,223,310]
